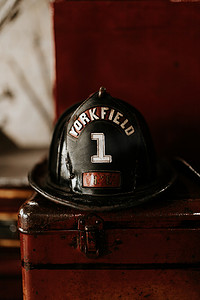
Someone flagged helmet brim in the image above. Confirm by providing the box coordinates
[28,159,176,211]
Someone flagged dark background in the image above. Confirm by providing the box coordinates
[53,0,200,169]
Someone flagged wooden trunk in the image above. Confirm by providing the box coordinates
[18,172,200,299]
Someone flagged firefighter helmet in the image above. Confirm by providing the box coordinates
[29,87,175,211]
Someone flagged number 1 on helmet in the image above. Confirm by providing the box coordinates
[91,133,112,163]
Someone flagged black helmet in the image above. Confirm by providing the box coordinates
[29,88,175,211]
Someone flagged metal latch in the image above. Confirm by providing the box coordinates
[78,214,104,259]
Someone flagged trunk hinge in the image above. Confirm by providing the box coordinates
[78,214,104,259]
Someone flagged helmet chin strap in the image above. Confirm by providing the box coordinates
[173,157,200,182]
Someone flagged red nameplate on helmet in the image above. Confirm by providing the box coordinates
[83,172,121,188]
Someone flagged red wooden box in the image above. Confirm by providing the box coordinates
[52,0,200,166]
[18,172,200,299]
